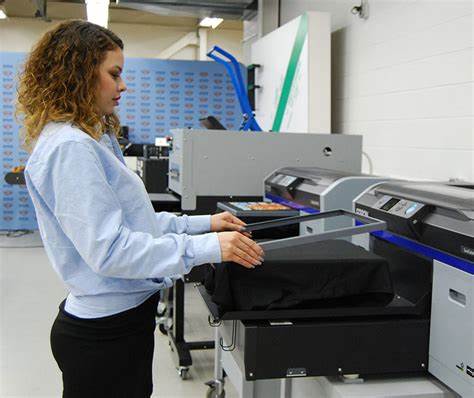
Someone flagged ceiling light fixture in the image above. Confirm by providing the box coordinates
[199,17,223,29]
[86,0,110,28]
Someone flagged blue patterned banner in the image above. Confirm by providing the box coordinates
[116,58,242,142]
[0,52,35,231]
[1,53,244,230]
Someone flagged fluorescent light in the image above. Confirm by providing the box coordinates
[86,0,109,28]
[0,7,7,19]
[199,17,223,29]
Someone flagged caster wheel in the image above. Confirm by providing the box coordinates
[158,323,168,335]
[178,367,189,380]
[204,380,225,398]
[157,317,173,336]
[206,387,225,398]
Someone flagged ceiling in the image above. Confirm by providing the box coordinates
[1,0,253,29]
[117,0,256,19]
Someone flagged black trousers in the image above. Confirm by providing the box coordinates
[50,292,160,398]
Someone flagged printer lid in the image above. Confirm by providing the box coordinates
[276,167,373,181]
[274,166,371,185]
[375,181,474,215]
[355,181,474,271]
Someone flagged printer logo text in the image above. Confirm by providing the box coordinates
[355,208,369,217]
[461,246,474,257]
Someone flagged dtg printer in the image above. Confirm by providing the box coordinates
[161,130,364,380]
[263,167,388,235]
[200,175,473,398]
[354,181,473,397]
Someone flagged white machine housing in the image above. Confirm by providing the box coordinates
[430,259,473,397]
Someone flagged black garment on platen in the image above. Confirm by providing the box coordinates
[204,240,394,315]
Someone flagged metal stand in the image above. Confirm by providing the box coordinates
[280,379,293,398]
[205,321,283,398]
[167,278,215,379]
[205,327,226,398]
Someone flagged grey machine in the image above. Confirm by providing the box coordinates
[201,180,473,398]
[162,128,364,380]
[354,181,473,398]
[263,167,388,236]
[167,129,363,214]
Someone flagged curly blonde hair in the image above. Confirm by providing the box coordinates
[16,20,124,151]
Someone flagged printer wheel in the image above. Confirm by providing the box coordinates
[178,366,190,380]
[205,380,225,398]
[156,312,173,336]
[158,323,168,335]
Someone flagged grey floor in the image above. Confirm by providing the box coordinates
[0,239,237,398]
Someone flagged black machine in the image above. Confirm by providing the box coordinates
[119,125,171,196]
[137,156,168,194]
[136,143,170,194]
[201,210,428,377]
[199,115,227,130]
[133,140,181,213]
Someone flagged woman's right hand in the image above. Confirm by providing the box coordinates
[217,231,264,269]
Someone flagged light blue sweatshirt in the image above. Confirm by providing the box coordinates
[25,122,221,318]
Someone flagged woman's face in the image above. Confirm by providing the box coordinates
[96,47,127,116]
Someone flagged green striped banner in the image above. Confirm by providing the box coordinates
[271,13,308,132]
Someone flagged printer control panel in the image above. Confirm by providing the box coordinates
[270,174,299,189]
[267,174,302,198]
[374,195,427,219]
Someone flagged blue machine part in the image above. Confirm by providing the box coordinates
[207,46,262,131]
[265,193,474,275]
[370,228,474,275]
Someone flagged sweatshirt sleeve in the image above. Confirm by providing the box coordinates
[154,213,211,235]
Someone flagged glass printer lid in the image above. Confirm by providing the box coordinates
[375,181,474,212]
[274,167,375,187]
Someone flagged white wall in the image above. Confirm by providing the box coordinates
[0,17,243,61]
[207,28,243,62]
[279,0,473,182]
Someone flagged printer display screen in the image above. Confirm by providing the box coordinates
[381,198,400,211]
[279,175,298,187]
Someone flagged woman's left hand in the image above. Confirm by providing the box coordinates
[210,212,250,236]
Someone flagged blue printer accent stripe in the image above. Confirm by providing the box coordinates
[355,221,474,275]
[265,193,319,214]
[265,193,474,275]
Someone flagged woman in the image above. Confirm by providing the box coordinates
[17,20,264,398]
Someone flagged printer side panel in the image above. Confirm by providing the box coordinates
[189,130,362,198]
[429,261,474,397]
[168,129,197,210]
